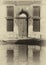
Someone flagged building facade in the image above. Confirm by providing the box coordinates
[0,0,41,40]
[0,0,46,65]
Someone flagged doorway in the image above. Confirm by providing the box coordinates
[18,10,28,37]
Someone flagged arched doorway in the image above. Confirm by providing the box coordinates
[17,9,28,37]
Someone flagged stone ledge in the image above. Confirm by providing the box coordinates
[0,38,43,46]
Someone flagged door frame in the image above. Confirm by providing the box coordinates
[18,9,29,37]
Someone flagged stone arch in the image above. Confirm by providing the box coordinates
[18,9,29,18]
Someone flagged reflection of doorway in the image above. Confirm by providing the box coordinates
[18,10,28,37]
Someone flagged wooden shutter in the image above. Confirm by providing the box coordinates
[7,6,14,17]
[7,19,13,31]
[33,19,40,32]
[33,6,40,32]
[7,6,14,32]
[33,6,40,17]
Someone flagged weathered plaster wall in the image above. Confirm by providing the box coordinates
[0,0,41,40]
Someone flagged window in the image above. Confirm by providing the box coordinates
[33,6,40,17]
[33,19,40,31]
[7,19,13,31]
[7,6,14,31]
[7,6,14,17]
[33,6,40,32]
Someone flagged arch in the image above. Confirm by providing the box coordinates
[19,13,27,17]
[18,9,28,18]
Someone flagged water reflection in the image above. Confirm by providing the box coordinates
[18,45,28,61]
[6,45,41,65]
[7,50,14,65]
[33,46,41,65]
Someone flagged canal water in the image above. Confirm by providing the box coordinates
[0,45,46,65]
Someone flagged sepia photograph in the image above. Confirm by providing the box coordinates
[0,0,46,65]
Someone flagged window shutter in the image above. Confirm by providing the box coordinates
[33,6,40,32]
[33,6,40,17]
[7,6,14,17]
[7,6,14,32]
[7,19,13,31]
[33,19,40,32]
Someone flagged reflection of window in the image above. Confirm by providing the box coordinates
[33,6,40,32]
[33,46,40,61]
[7,50,14,62]
[7,6,14,32]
